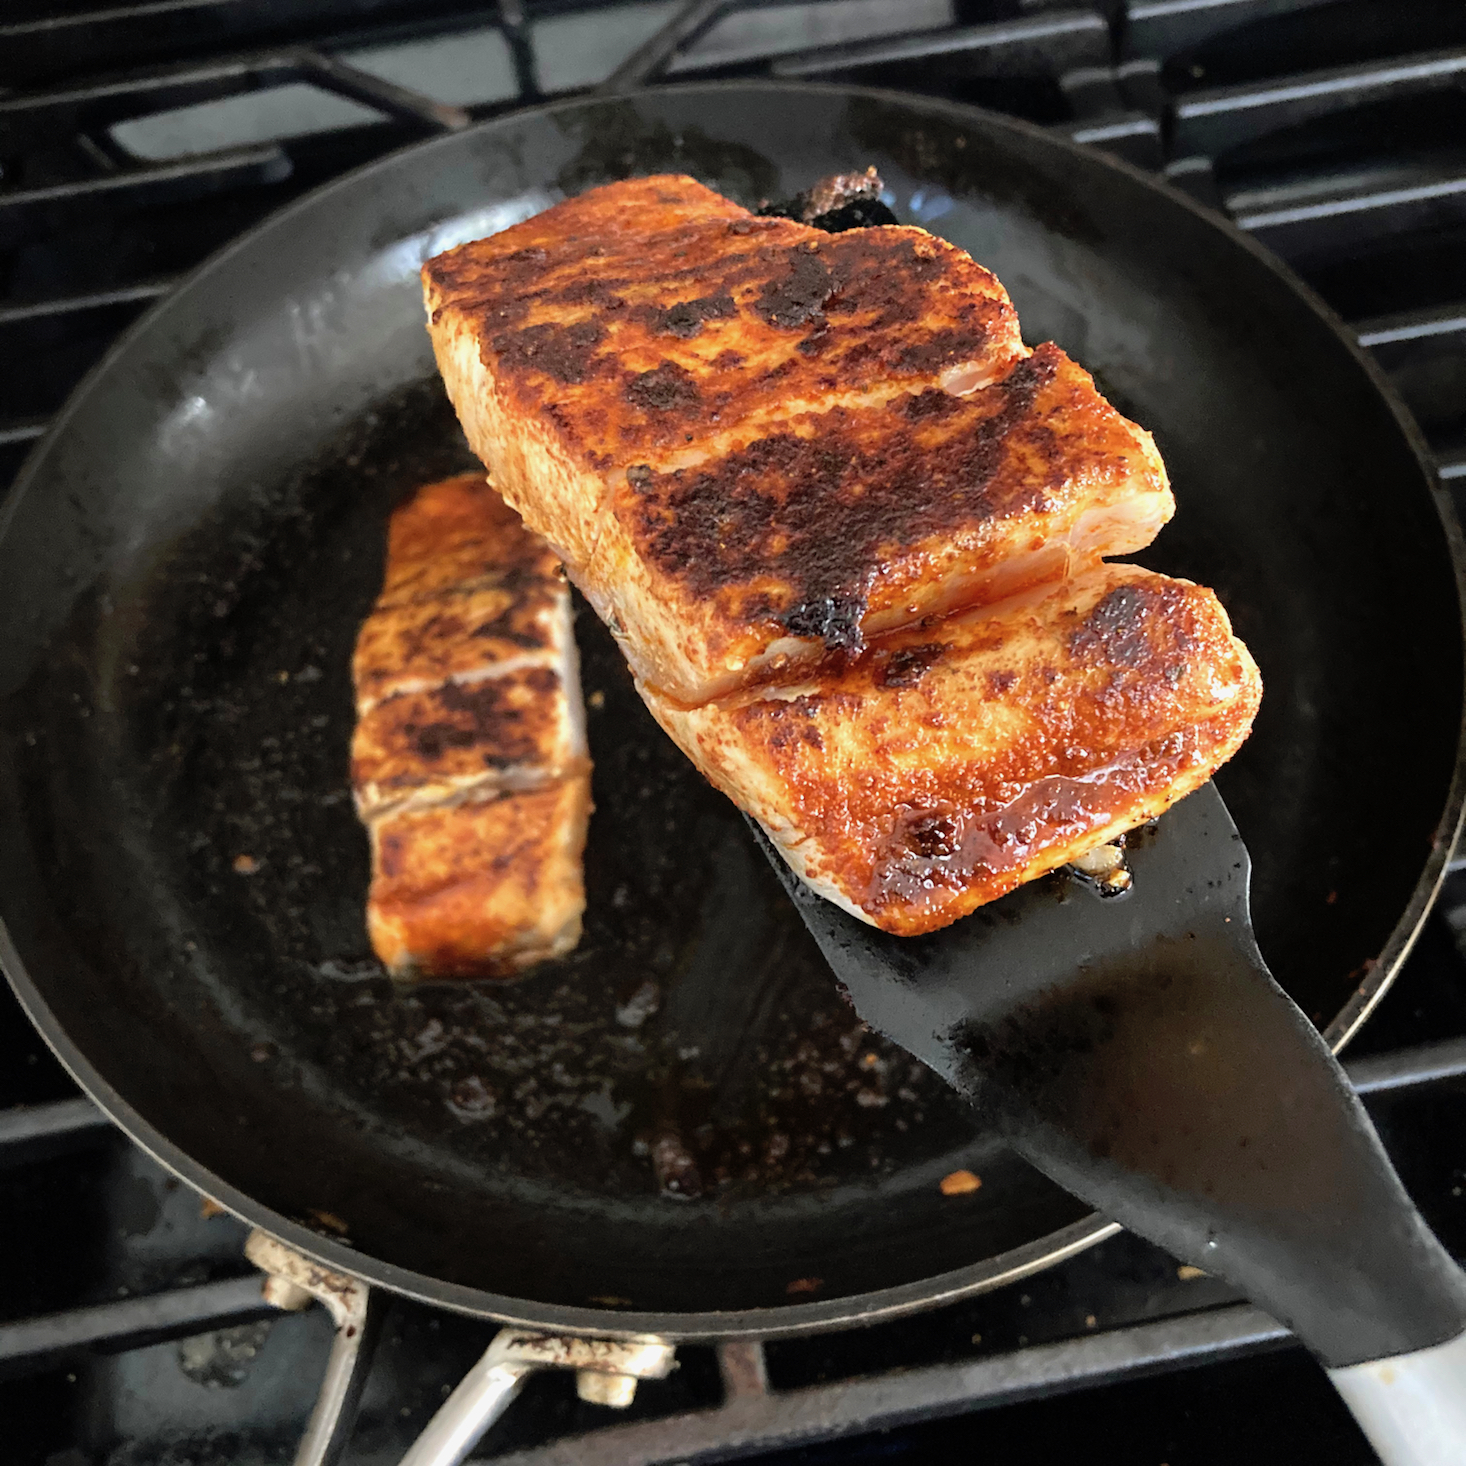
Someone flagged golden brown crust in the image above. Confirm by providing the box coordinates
[425,178,1168,705]
[367,782,590,978]
[377,471,561,605]
[352,666,585,818]
[352,580,562,711]
[644,566,1261,936]
[423,174,1025,473]
[590,343,1171,700]
[352,473,589,977]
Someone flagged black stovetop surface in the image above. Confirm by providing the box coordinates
[4,2,1466,1463]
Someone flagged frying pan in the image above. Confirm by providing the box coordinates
[1,81,1462,1462]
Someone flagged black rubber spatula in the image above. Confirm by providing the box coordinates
[752,783,1466,1464]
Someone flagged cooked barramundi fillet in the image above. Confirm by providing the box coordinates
[424,174,1172,704]
[367,781,591,979]
[352,472,590,978]
[644,567,1261,936]
[425,176,1258,935]
[584,343,1170,701]
[353,474,569,711]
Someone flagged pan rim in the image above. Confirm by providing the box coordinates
[2,77,1463,1343]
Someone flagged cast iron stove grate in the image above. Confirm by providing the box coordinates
[4,2,1466,1462]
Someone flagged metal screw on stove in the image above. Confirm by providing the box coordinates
[259,1272,314,1312]
[511,1332,676,1408]
[575,1367,640,1407]
[401,1331,677,1465]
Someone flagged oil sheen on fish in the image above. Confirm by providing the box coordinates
[643,566,1260,936]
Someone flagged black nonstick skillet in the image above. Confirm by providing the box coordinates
[0,82,1462,1462]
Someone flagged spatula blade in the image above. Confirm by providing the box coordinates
[749,783,1466,1368]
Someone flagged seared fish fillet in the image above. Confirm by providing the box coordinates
[425,177,1258,935]
[352,472,590,977]
[367,781,591,980]
[645,567,1262,936]
[424,175,1171,704]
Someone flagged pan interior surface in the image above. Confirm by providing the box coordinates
[0,84,1459,1331]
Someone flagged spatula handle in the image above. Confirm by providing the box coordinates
[957,921,1466,1370]
[1329,1329,1466,1465]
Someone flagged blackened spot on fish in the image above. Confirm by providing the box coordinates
[408,720,476,760]
[987,669,1018,696]
[493,245,547,278]
[783,596,865,652]
[754,248,835,329]
[491,320,604,385]
[880,643,945,687]
[404,672,557,763]
[890,324,990,374]
[798,328,827,357]
[628,346,1062,626]
[438,671,555,711]
[866,764,1162,913]
[417,611,468,643]
[820,234,947,325]
[554,277,626,309]
[626,463,653,492]
[626,362,700,412]
[470,611,545,649]
[764,707,800,752]
[900,388,961,421]
[1070,584,1153,668]
[491,564,538,596]
[763,702,826,752]
[647,293,736,338]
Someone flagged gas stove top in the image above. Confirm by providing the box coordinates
[4,2,1466,1463]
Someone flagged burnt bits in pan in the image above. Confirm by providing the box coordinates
[757,166,899,233]
[120,376,983,1212]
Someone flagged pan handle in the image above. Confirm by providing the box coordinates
[396,1331,677,1466]
[246,1230,382,1466]
[1328,1327,1466,1466]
